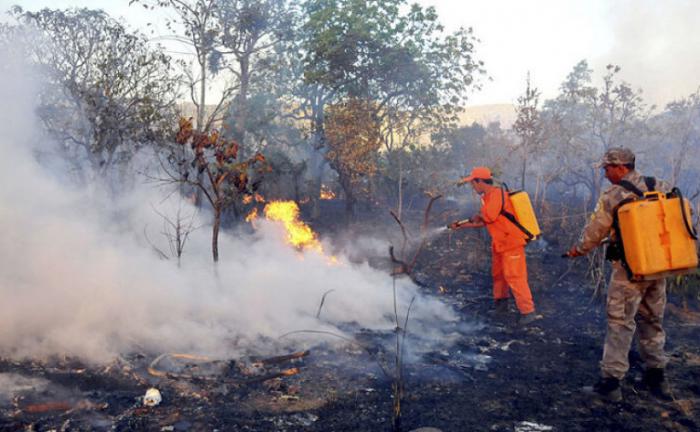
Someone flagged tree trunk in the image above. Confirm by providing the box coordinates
[397,152,403,220]
[538,179,550,214]
[212,205,221,263]
[345,192,356,222]
[309,155,325,220]
[520,149,527,190]
[672,154,683,186]
[198,53,207,132]
[339,174,355,222]
[309,120,327,220]
[194,53,208,207]
[232,57,249,145]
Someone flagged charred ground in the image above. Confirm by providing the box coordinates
[1,212,699,432]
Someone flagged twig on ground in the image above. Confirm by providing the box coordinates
[316,289,336,319]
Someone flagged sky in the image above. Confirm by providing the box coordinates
[2,0,699,108]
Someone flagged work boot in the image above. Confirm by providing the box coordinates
[643,368,673,401]
[494,298,509,314]
[583,377,622,402]
[517,312,541,326]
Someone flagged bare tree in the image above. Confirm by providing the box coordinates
[542,61,649,204]
[12,7,180,184]
[150,201,199,266]
[132,0,233,133]
[649,89,700,188]
[513,72,543,190]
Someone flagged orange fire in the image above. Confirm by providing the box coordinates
[245,207,258,223]
[320,185,336,200]
[263,201,323,252]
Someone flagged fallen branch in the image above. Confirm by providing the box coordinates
[21,400,107,414]
[252,350,310,366]
[22,401,73,414]
[240,367,300,385]
[148,353,214,379]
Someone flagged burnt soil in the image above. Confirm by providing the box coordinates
[1,219,700,431]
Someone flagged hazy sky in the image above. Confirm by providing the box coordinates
[423,0,700,107]
[2,0,699,108]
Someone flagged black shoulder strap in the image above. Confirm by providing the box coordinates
[644,176,656,192]
[502,211,534,241]
[499,187,534,240]
[618,176,656,197]
[617,180,644,197]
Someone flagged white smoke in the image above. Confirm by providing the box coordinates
[0,373,50,406]
[595,0,700,107]
[0,35,458,364]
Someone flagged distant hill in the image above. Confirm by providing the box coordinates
[458,104,516,129]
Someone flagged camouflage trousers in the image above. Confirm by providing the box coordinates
[601,262,668,380]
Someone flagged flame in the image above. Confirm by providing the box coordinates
[254,193,265,203]
[242,195,253,205]
[263,201,322,252]
[320,185,336,200]
[245,207,258,223]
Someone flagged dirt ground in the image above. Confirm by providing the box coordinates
[1,217,699,432]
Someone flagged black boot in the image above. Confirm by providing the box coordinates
[494,298,509,313]
[583,377,622,402]
[643,368,673,401]
[517,312,541,326]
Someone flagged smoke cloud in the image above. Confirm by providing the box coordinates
[0,37,458,364]
[595,0,700,107]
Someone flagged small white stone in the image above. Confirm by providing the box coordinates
[143,388,162,407]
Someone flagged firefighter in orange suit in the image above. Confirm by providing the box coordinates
[449,166,539,325]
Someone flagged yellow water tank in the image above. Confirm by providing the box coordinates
[617,191,698,280]
[509,190,541,240]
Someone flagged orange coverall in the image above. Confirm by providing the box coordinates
[479,187,535,315]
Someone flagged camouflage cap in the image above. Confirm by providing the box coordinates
[597,147,635,167]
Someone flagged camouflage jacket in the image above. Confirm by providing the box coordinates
[575,170,671,254]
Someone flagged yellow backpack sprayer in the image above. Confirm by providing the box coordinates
[502,187,541,241]
[613,178,698,281]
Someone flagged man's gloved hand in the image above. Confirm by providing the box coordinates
[470,214,483,224]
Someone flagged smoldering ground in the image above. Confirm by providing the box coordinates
[0,36,467,366]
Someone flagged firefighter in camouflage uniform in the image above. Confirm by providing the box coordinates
[566,147,673,402]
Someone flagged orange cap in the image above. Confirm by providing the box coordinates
[462,166,492,183]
